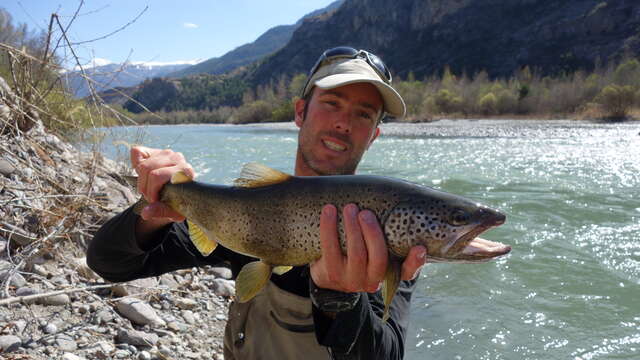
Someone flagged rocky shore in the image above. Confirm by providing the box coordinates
[0,82,233,359]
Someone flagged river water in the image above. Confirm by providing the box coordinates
[98,120,640,360]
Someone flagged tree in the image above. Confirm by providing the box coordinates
[594,84,636,119]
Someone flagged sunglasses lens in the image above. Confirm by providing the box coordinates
[302,47,391,96]
[324,46,358,58]
[366,53,391,82]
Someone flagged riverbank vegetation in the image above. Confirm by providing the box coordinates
[0,9,127,138]
[129,57,640,125]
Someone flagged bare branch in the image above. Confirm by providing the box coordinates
[0,283,116,306]
[70,6,148,46]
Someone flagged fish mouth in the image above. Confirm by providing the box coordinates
[456,213,510,261]
[460,237,511,260]
[439,212,510,262]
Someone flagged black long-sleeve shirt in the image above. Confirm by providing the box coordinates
[87,206,418,359]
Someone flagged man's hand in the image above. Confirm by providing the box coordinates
[130,146,195,223]
[310,204,427,294]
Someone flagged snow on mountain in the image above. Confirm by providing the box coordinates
[63,59,203,98]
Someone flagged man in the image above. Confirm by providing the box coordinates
[87,47,427,359]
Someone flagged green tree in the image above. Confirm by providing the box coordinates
[478,93,498,115]
[613,59,640,86]
[594,84,636,119]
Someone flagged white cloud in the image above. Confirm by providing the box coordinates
[183,22,198,29]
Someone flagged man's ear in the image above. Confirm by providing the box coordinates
[367,127,381,150]
[294,98,306,128]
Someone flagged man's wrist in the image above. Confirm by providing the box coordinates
[309,277,361,313]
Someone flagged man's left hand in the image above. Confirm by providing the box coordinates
[310,203,427,294]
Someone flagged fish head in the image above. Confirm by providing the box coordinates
[383,192,510,263]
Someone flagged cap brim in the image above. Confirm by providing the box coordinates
[315,74,406,118]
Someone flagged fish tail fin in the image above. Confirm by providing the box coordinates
[187,220,218,256]
[236,261,273,302]
[381,259,402,322]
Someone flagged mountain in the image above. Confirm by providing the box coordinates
[248,0,640,84]
[170,0,344,78]
[120,0,640,113]
[64,61,199,98]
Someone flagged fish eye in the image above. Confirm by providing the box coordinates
[448,209,470,226]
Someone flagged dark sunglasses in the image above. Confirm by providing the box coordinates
[302,46,392,96]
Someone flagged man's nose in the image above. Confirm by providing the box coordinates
[333,110,351,133]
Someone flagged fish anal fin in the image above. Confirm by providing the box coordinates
[171,171,193,184]
[272,265,293,275]
[234,163,291,188]
[188,220,217,256]
[236,261,273,302]
[381,259,402,322]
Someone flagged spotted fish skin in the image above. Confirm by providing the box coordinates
[138,163,510,320]
[161,172,506,264]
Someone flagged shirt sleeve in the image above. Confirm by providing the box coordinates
[312,278,418,360]
[86,206,248,282]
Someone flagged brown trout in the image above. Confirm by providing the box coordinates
[134,163,510,321]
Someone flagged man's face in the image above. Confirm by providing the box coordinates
[294,82,383,176]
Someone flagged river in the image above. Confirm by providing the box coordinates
[97,119,640,360]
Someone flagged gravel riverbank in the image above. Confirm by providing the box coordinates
[0,121,234,359]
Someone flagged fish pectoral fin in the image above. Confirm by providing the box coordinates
[236,261,273,303]
[234,163,291,188]
[187,220,218,256]
[381,259,402,323]
[171,170,193,184]
[272,265,293,275]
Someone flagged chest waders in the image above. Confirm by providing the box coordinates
[223,281,331,360]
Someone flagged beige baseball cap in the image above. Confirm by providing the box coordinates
[301,58,406,118]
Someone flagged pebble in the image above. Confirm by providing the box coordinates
[210,266,233,279]
[0,335,21,353]
[211,279,235,298]
[62,353,85,360]
[9,319,27,334]
[116,297,166,327]
[176,297,198,310]
[0,270,27,287]
[55,334,78,351]
[181,310,196,325]
[0,158,16,176]
[158,345,173,357]
[111,277,158,297]
[37,293,71,306]
[138,351,152,360]
[43,323,57,334]
[116,328,159,347]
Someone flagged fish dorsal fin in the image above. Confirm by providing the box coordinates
[188,220,218,256]
[234,163,291,188]
[171,171,193,185]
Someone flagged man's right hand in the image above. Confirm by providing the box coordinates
[130,146,196,223]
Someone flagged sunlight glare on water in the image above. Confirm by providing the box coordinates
[99,120,640,360]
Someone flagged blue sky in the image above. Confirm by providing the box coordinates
[4,0,336,68]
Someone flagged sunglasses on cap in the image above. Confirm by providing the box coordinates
[302,47,392,94]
